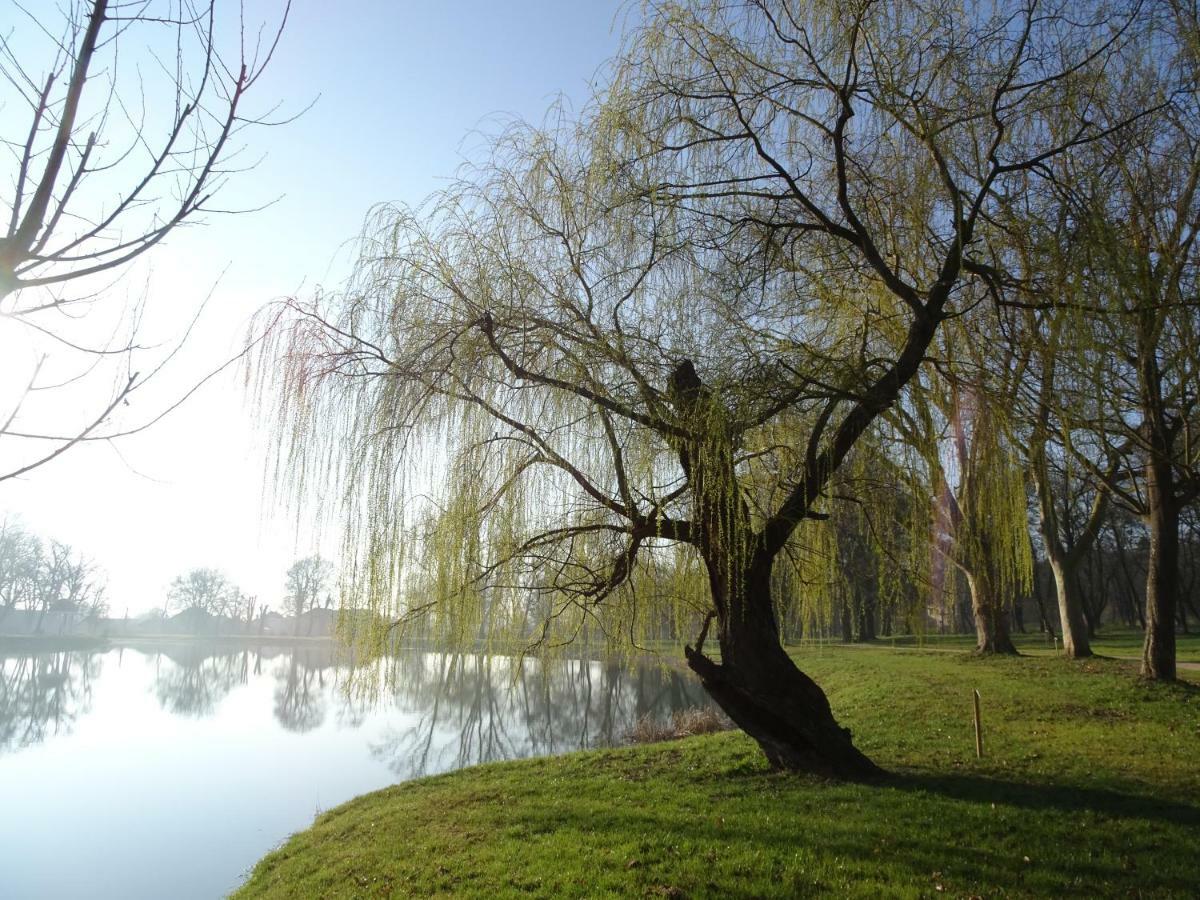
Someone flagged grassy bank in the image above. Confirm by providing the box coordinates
[833,627,1200,663]
[236,648,1199,898]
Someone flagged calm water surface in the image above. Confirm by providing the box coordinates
[0,641,710,899]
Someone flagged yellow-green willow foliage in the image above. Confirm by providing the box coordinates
[954,409,1035,604]
[883,341,1035,643]
[250,0,1148,678]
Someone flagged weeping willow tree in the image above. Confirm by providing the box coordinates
[255,0,1152,777]
[888,325,1034,654]
[945,395,1034,653]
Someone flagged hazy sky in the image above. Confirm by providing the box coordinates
[0,1,629,615]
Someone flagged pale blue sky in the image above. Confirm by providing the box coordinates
[1,1,631,614]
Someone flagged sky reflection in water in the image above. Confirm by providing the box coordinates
[0,642,710,899]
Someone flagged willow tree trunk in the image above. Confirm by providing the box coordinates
[966,568,1017,654]
[684,555,883,780]
[668,361,883,779]
[1142,460,1178,681]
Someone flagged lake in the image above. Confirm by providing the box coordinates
[0,641,711,899]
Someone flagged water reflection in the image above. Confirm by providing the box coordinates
[369,653,707,778]
[274,652,329,732]
[152,646,245,717]
[0,649,100,752]
[0,641,711,763]
[0,641,714,900]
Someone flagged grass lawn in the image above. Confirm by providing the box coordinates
[802,626,1200,663]
[236,648,1200,898]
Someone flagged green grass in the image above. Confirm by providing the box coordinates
[818,626,1200,664]
[236,648,1200,899]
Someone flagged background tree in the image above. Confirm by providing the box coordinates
[0,519,105,631]
[1015,3,1200,679]
[889,328,1033,654]
[0,519,42,620]
[284,556,331,633]
[259,0,1154,776]
[167,567,237,617]
[1022,307,1118,658]
[230,592,258,627]
[0,0,289,481]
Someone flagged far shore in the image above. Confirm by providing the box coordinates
[0,632,337,651]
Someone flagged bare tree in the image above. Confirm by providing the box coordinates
[284,555,330,633]
[0,518,41,618]
[0,519,104,631]
[167,566,236,617]
[0,0,290,481]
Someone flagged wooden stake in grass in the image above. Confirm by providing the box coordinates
[973,689,984,758]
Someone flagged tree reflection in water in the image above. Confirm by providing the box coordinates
[273,649,330,732]
[367,652,710,778]
[0,649,100,752]
[1,643,713,773]
[152,645,247,717]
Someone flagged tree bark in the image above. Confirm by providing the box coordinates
[1031,448,1101,657]
[1048,557,1092,657]
[1142,460,1178,681]
[858,595,876,642]
[685,557,883,780]
[966,567,1018,654]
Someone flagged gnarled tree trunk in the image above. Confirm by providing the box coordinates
[669,359,883,780]
[685,555,883,780]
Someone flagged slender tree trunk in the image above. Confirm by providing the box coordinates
[1031,564,1056,635]
[1047,557,1092,657]
[1142,461,1178,681]
[1078,569,1100,638]
[859,595,876,642]
[1110,524,1146,627]
[1031,455,1098,657]
[685,555,882,780]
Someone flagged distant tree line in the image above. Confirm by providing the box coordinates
[0,519,106,630]
[164,555,333,635]
[0,522,337,637]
